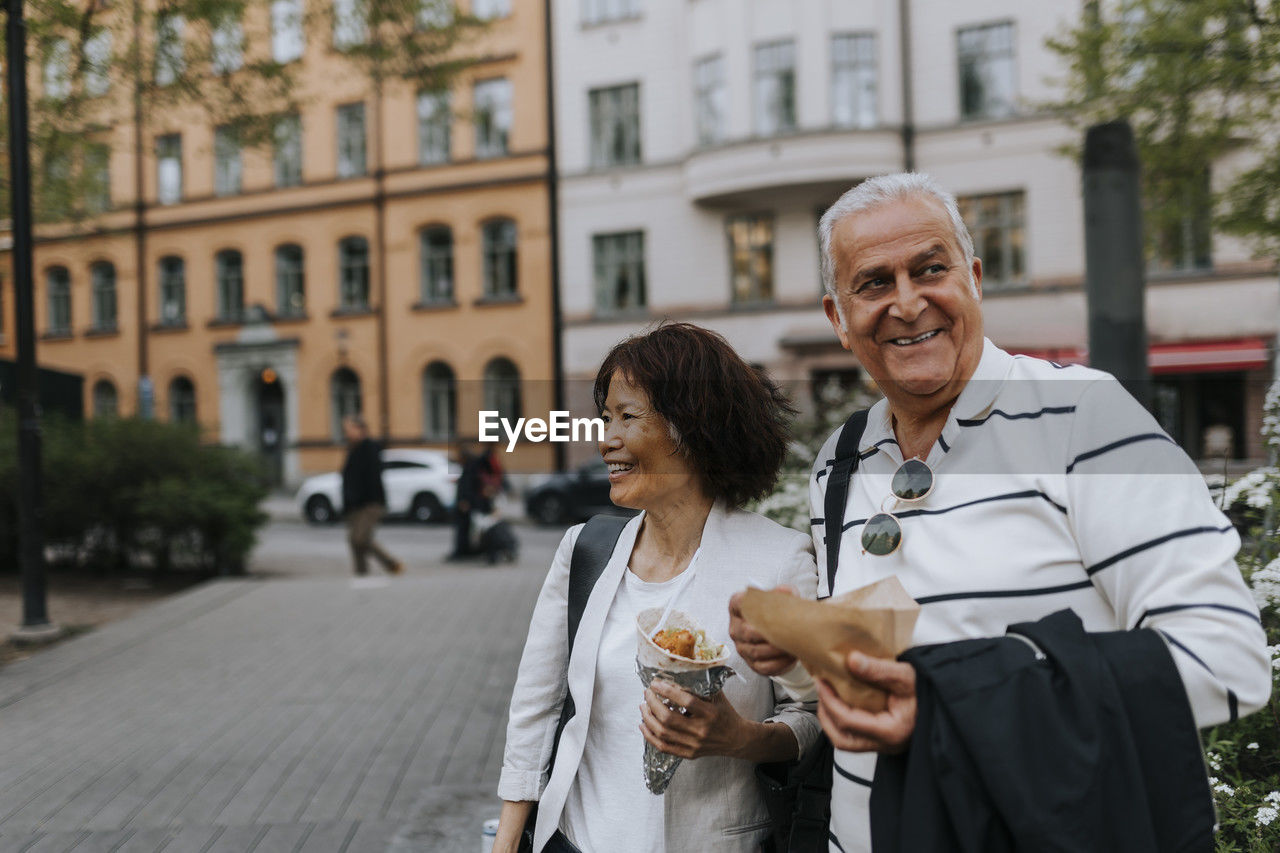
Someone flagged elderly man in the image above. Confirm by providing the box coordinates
[732,173,1270,852]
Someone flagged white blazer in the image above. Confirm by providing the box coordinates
[498,501,821,853]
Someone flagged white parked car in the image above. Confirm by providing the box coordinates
[296,449,459,525]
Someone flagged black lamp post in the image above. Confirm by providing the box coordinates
[6,0,58,641]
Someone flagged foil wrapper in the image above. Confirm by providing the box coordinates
[635,659,736,794]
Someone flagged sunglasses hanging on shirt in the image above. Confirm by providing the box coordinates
[861,457,934,556]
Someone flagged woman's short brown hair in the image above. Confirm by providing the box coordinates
[593,322,795,509]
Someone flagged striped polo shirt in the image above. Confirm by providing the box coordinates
[809,338,1269,853]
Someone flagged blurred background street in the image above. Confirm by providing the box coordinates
[0,509,568,853]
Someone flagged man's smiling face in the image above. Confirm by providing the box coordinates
[823,195,985,410]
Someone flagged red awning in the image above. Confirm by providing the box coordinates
[1007,338,1271,375]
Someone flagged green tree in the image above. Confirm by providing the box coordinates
[1046,0,1280,260]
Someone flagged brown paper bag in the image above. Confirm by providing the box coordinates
[737,577,920,711]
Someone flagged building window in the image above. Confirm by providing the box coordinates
[275,244,306,316]
[417,91,451,165]
[832,33,877,129]
[169,376,197,424]
[422,361,456,441]
[85,30,112,97]
[331,367,362,441]
[271,0,305,62]
[419,226,454,303]
[589,83,641,168]
[727,213,774,304]
[85,143,111,214]
[43,39,71,100]
[46,266,71,335]
[474,78,512,159]
[336,102,366,178]
[483,357,520,422]
[273,114,303,187]
[156,134,182,205]
[214,126,242,196]
[159,256,186,326]
[338,236,370,309]
[90,262,117,331]
[333,0,367,49]
[93,379,119,419]
[957,191,1025,288]
[212,14,244,74]
[693,55,726,146]
[216,249,245,321]
[481,219,518,298]
[593,231,645,315]
[472,0,510,20]
[1150,169,1213,272]
[958,21,1015,121]
[582,0,640,25]
[754,40,796,137]
[155,13,185,86]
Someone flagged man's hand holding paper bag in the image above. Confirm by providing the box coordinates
[730,577,922,754]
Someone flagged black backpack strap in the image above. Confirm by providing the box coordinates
[822,409,870,599]
[549,513,630,765]
[566,514,630,649]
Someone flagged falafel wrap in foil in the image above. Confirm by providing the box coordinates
[635,607,736,795]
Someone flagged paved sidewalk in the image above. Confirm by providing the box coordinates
[0,538,559,852]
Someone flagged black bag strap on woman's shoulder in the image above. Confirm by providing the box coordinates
[520,514,629,853]
[553,513,630,755]
[759,409,869,853]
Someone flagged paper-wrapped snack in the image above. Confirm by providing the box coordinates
[737,577,919,712]
[635,608,735,795]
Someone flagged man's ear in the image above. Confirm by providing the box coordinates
[970,256,983,301]
[823,294,852,351]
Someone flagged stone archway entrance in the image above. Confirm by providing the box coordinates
[215,319,301,487]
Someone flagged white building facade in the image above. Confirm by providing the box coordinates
[553,0,1276,467]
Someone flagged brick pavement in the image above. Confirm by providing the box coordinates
[0,526,563,853]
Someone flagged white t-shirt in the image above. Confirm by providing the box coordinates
[560,568,681,853]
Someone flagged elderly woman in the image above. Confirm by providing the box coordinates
[492,323,820,853]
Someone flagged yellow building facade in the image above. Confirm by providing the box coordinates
[0,0,557,483]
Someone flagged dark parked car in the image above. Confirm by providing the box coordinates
[524,460,637,526]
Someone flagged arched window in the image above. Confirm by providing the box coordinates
[481,219,517,298]
[419,226,453,303]
[169,376,196,424]
[275,243,305,317]
[330,367,362,441]
[422,361,456,441]
[158,256,186,325]
[92,379,118,418]
[338,236,369,309]
[215,249,244,321]
[46,266,71,335]
[483,357,520,422]
[90,262,117,331]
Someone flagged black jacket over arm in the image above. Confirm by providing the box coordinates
[870,609,1214,853]
[341,438,386,512]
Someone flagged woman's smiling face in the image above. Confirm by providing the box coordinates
[598,373,702,512]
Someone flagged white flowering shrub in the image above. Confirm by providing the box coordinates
[1207,379,1280,853]
[752,379,879,533]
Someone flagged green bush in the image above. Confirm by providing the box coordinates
[0,412,268,575]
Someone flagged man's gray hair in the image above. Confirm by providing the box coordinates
[818,172,975,297]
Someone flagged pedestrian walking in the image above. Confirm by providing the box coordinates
[341,415,403,576]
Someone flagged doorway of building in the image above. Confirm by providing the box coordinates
[1152,372,1246,461]
[255,369,286,487]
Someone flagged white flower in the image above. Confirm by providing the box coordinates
[1266,791,1280,806]
[1251,562,1280,611]
[1248,742,1260,750]
[1223,466,1277,511]
[1208,754,1223,772]
[1257,805,1278,827]
[1213,782,1236,797]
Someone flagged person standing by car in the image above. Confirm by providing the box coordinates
[342,415,403,577]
